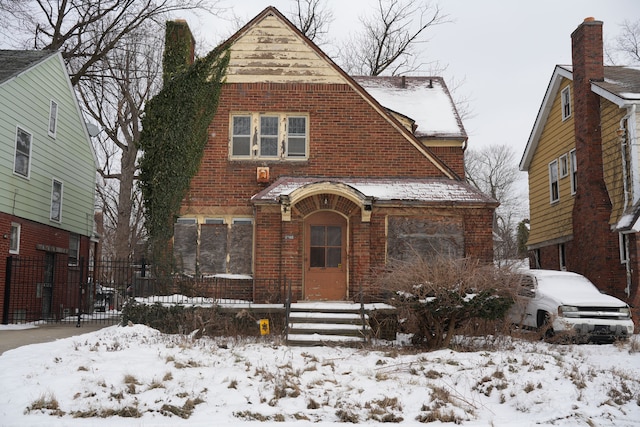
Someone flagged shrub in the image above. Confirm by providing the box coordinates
[378,255,518,349]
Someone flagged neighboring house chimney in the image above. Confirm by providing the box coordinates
[163,19,196,85]
[570,18,614,289]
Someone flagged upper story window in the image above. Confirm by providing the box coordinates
[176,217,197,224]
[230,113,308,160]
[14,127,32,178]
[50,179,63,222]
[561,86,571,121]
[9,223,20,254]
[549,159,559,203]
[569,149,577,195]
[559,154,568,178]
[48,100,58,138]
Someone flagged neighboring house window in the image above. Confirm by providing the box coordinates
[230,113,308,160]
[14,127,32,178]
[50,179,63,222]
[569,149,577,194]
[561,86,571,120]
[533,249,541,269]
[69,233,79,266]
[549,160,559,203]
[559,154,568,178]
[559,243,566,271]
[9,223,20,254]
[620,233,630,264]
[48,100,58,138]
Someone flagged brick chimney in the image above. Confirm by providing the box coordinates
[570,18,617,292]
[163,19,196,85]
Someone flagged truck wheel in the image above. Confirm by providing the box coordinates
[537,311,554,340]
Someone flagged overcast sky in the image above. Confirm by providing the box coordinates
[191,0,640,166]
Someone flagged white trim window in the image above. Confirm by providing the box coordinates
[559,243,567,271]
[549,159,559,203]
[48,100,58,138]
[230,113,308,160]
[14,126,32,178]
[559,154,568,178]
[561,86,571,121]
[569,149,577,195]
[9,222,20,254]
[50,179,63,222]
[619,233,630,264]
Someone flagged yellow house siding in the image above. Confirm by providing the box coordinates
[601,99,627,226]
[226,14,343,84]
[527,78,576,247]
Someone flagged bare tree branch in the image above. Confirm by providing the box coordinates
[339,0,448,76]
[606,19,640,65]
[288,0,333,44]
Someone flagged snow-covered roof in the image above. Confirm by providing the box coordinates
[353,76,466,139]
[252,176,497,205]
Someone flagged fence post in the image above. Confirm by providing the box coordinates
[76,257,84,327]
[2,256,12,324]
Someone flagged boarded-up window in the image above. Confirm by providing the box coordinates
[387,216,464,261]
[174,223,197,273]
[229,223,253,274]
[200,224,227,274]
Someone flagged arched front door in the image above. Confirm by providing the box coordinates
[304,211,347,300]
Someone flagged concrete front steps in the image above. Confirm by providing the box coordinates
[286,302,372,346]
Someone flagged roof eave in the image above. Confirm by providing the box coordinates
[520,66,573,171]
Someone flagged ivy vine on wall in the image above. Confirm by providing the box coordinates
[138,46,229,266]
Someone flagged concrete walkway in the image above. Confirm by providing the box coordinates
[0,323,112,355]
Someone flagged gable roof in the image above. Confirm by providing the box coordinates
[218,6,459,180]
[0,50,57,86]
[354,76,466,140]
[520,65,640,171]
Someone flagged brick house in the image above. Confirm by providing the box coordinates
[520,18,640,319]
[0,50,98,322]
[172,7,497,303]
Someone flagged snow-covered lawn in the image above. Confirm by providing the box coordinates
[0,324,638,426]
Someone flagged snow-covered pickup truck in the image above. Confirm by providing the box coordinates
[509,269,634,342]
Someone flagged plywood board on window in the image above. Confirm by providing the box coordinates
[387,216,464,261]
[200,224,227,274]
[173,223,197,274]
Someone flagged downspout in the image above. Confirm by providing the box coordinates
[627,104,639,205]
[621,104,638,298]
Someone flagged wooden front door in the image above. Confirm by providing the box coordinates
[304,211,347,300]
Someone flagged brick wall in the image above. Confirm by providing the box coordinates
[1,212,91,321]
[186,82,456,208]
[569,19,629,298]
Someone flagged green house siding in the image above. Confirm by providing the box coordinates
[0,53,96,237]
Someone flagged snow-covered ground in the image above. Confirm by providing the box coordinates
[0,324,638,426]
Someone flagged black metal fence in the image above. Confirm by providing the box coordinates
[2,256,288,326]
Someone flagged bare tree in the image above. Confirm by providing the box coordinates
[606,19,640,65]
[465,144,527,262]
[288,0,333,44]
[1,0,219,85]
[339,0,447,76]
[79,24,163,260]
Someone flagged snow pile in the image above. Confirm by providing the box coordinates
[0,325,638,426]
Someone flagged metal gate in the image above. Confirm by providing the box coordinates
[2,256,150,326]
